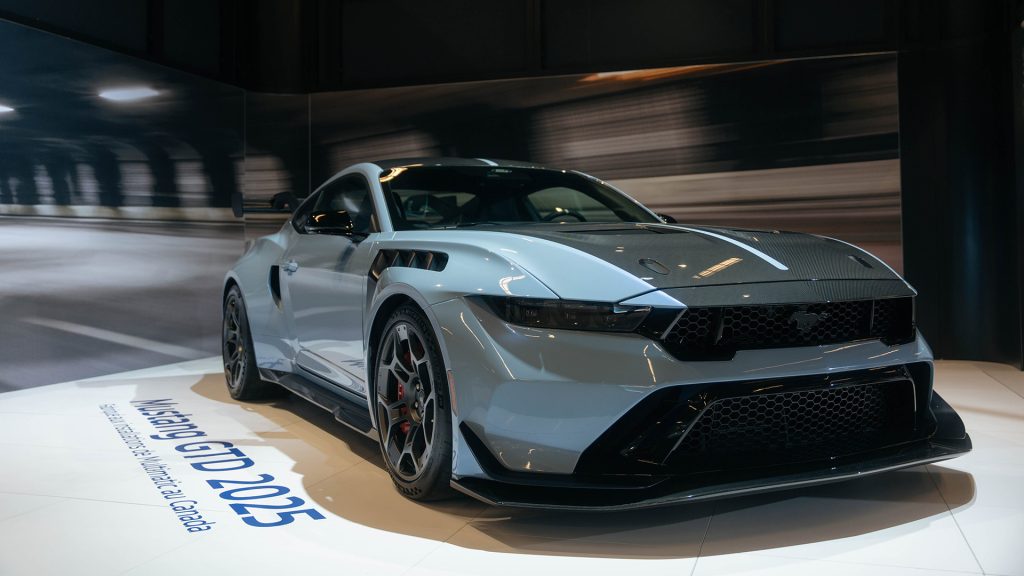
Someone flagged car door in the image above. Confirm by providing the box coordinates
[281,173,377,395]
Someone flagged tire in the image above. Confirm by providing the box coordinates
[222,285,278,401]
[374,304,454,500]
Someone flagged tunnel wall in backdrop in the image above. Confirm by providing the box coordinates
[297,57,906,269]
[0,19,246,390]
[0,20,243,218]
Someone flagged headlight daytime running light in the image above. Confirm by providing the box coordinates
[481,296,651,332]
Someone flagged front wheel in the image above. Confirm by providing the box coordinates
[222,285,279,401]
[374,304,454,500]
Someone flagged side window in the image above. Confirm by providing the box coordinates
[316,175,377,234]
[294,174,377,235]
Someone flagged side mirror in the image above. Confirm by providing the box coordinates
[657,213,678,224]
[270,191,300,213]
[301,210,354,234]
[304,210,363,238]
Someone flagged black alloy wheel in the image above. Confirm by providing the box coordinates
[375,304,453,500]
[222,285,278,400]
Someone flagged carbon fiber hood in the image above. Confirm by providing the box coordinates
[499,223,903,289]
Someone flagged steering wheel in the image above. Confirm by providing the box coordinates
[541,209,587,222]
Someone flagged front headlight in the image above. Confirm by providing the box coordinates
[479,296,651,332]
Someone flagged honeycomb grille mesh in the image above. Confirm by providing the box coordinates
[572,367,923,477]
[871,297,905,337]
[672,383,895,466]
[664,297,913,354]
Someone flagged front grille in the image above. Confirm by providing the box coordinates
[663,297,913,358]
[574,366,925,476]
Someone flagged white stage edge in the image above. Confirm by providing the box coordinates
[1,358,1022,576]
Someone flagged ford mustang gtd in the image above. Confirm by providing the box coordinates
[222,158,970,509]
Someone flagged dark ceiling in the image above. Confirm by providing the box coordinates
[0,0,1004,94]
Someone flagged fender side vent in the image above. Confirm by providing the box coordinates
[269,265,282,306]
[370,249,448,280]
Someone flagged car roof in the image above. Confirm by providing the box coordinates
[370,157,547,170]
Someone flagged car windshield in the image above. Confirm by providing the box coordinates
[379,166,660,230]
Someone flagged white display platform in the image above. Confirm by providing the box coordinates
[1,358,1022,576]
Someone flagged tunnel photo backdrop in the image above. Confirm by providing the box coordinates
[0,19,245,390]
[0,18,900,389]
[247,55,901,270]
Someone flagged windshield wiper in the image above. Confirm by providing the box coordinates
[434,221,506,229]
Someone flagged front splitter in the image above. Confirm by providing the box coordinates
[452,436,971,511]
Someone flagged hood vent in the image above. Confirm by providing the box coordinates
[849,254,875,269]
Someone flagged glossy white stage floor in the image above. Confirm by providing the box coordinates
[1,359,1022,576]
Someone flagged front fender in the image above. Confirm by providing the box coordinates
[370,241,557,305]
[363,280,457,432]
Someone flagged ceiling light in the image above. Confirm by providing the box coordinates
[0,104,14,113]
[98,87,160,102]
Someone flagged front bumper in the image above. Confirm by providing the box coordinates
[433,297,937,474]
[431,296,969,509]
[450,391,971,510]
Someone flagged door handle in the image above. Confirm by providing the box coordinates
[282,260,299,274]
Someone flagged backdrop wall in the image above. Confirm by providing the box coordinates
[2,14,1011,393]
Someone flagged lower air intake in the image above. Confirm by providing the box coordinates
[574,367,923,476]
[668,381,914,470]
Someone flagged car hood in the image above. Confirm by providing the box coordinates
[497,222,896,285]
[488,222,913,302]
[384,223,912,304]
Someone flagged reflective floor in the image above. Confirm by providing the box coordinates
[0,359,1021,575]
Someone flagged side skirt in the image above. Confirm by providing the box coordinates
[262,367,377,440]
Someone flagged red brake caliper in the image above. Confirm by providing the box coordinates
[397,383,411,434]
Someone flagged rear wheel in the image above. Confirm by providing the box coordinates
[374,304,453,500]
[222,285,278,401]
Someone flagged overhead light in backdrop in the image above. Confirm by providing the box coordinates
[98,86,160,102]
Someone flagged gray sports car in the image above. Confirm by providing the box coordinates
[222,158,970,510]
